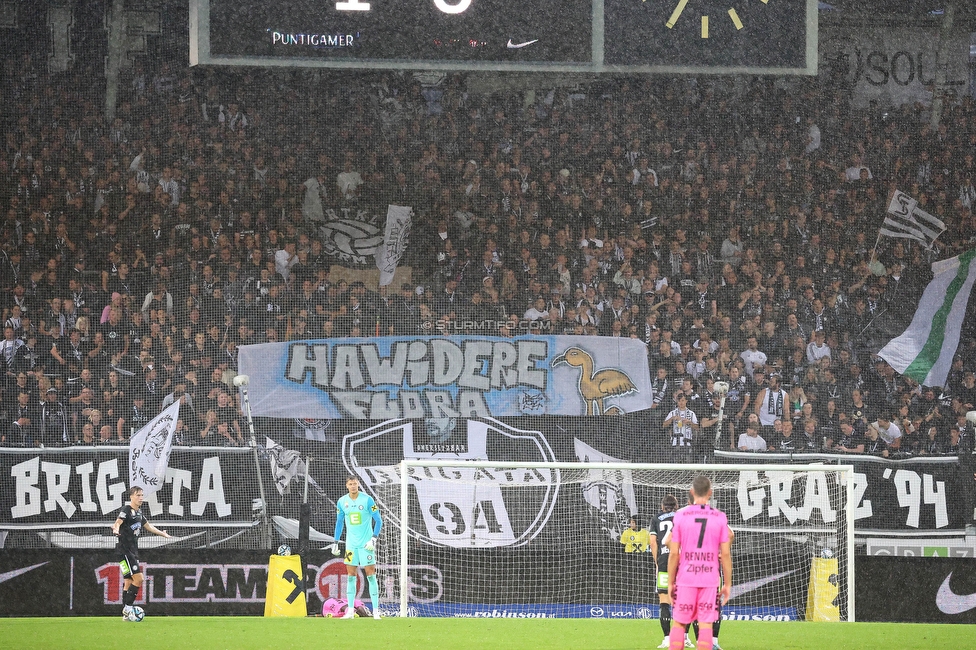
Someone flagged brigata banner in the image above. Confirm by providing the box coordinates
[0,446,260,532]
[7,424,963,545]
[237,336,653,419]
[717,451,968,532]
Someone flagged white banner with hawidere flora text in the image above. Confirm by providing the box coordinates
[237,336,653,419]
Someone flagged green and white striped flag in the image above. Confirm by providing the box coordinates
[878,248,976,387]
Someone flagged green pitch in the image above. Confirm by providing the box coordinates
[0,618,969,649]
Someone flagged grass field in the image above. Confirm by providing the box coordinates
[0,618,969,650]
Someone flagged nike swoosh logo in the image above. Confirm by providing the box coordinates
[936,573,976,614]
[729,569,798,600]
[507,39,539,49]
[0,562,49,586]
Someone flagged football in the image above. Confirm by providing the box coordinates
[277,544,292,556]
[128,606,145,622]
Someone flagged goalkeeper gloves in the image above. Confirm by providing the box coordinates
[364,537,376,552]
[328,543,341,556]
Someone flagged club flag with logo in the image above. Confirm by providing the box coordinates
[878,248,976,387]
[880,190,946,249]
[574,438,637,539]
[266,436,318,497]
[343,418,559,548]
[375,204,412,286]
[128,400,181,495]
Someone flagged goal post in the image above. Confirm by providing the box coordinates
[389,460,855,622]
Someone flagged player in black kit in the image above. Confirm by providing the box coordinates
[649,495,688,649]
[111,486,171,620]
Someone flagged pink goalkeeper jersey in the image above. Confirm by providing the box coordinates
[671,503,729,588]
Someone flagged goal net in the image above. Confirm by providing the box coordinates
[375,461,854,621]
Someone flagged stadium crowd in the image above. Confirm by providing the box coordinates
[1,54,976,458]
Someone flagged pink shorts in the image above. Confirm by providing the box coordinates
[672,584,720,625]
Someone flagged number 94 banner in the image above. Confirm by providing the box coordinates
[237,336,653,419]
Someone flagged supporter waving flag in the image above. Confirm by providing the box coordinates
[878,248,976,388]
[880,190,946,250]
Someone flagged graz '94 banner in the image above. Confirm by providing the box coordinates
[237,336,653,419]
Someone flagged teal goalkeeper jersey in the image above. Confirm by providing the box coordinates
[334,492,382,549]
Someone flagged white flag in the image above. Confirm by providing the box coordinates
[881,190,946,249]
[129,400,181,495]
[374,204,412,286]
[266,436,311,496]
[878,248,976,388]
[573,438,637,539]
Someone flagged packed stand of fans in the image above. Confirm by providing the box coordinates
[1,56,975,458]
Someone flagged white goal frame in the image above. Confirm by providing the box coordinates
[397,460,855,620]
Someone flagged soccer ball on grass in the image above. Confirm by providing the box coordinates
[128,606,145,622]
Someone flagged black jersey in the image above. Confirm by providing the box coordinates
[650,510,676,561]
[116,504,148,554]
[725,376,750,410]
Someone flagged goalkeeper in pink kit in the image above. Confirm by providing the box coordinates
[666,476,732,650]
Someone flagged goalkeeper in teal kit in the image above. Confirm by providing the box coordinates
[330,475,384,619]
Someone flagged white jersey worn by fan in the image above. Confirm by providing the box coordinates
[738,432,768,451]
[871,420,902,446]
[666,407,698,447]
[740,349,767,378]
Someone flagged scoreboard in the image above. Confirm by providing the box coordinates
[191,0,817,75]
